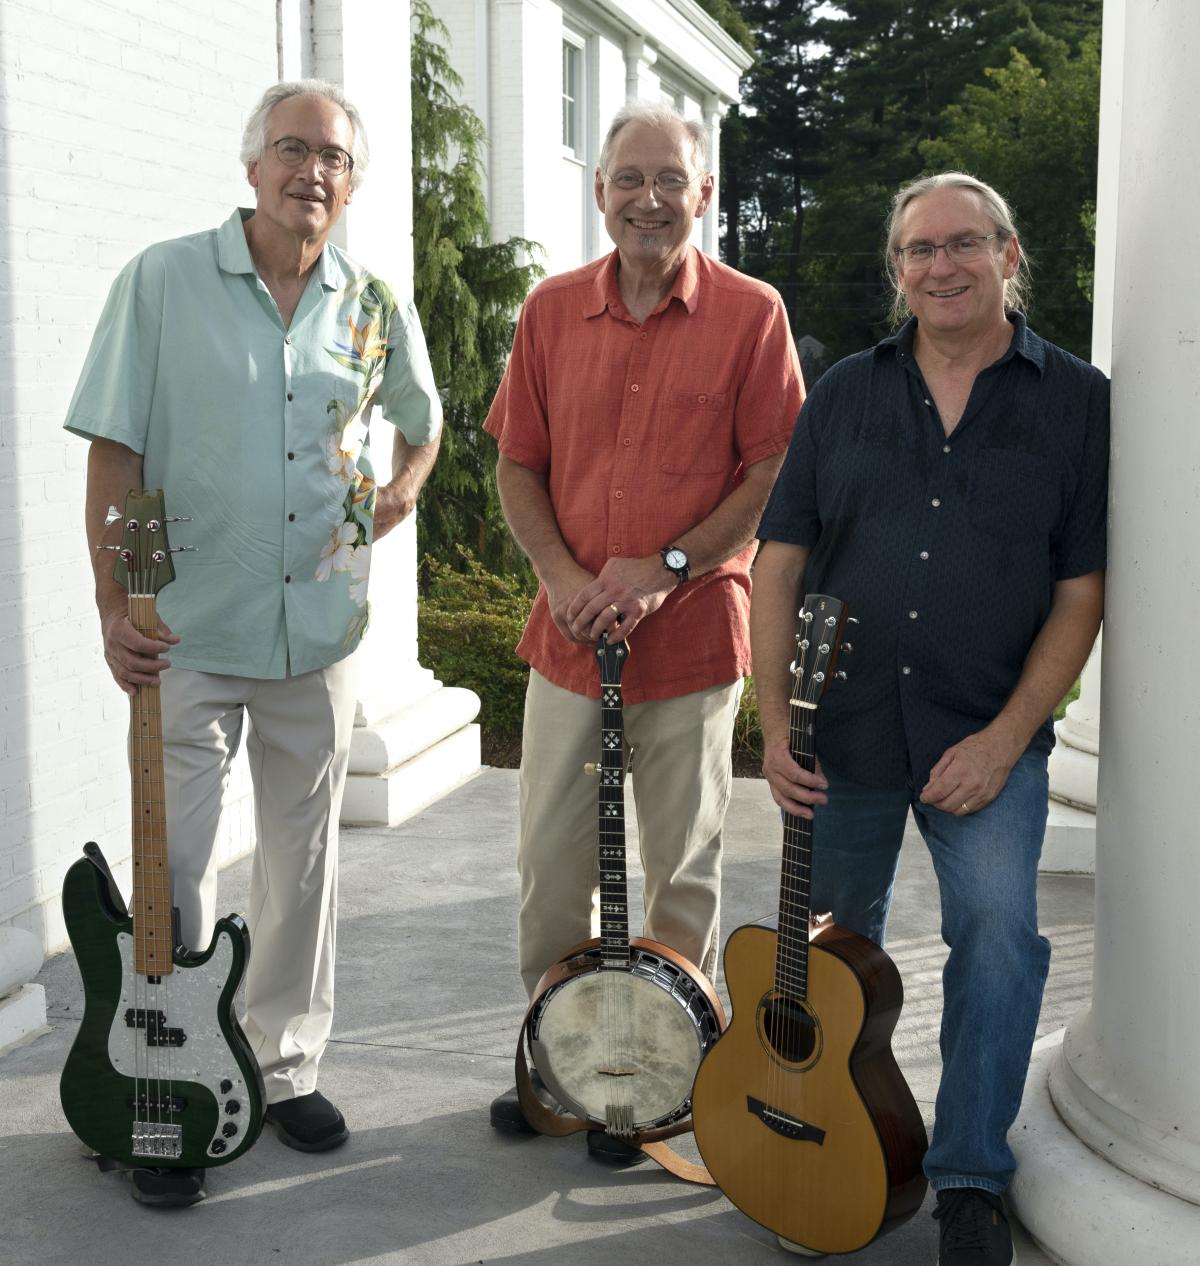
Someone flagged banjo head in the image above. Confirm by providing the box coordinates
[529,948,721,1132]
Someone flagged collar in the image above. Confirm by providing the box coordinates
[878,312,1045,375]
[217,207,340,291]
[583,246,700,320]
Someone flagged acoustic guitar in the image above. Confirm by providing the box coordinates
[691,594,927,1253]
[60,491,265,1169]
[516,634,725,1181]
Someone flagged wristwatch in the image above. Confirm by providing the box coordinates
[660,545,690,585]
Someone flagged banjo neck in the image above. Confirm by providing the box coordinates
[596,635,631,968]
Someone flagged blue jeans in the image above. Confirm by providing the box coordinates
[809,749,1051,1195]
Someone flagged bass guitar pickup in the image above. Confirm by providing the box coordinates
[124,1007,187,1047]
[126,1091,187,1114]
[747,1095,826,1144]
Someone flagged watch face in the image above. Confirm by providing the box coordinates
[664,548,687,570]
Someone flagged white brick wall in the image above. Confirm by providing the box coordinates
[0,0,276,952]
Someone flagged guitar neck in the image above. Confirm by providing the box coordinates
[129,593,173,978]
[776,696,816,1000]
[598,657,631,966]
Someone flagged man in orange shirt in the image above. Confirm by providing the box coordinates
[484,102,804,1157]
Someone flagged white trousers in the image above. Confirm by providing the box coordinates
[159,658,359,1103]
[517,670,743,998]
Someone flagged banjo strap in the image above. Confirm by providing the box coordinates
[515,1001,716,1186]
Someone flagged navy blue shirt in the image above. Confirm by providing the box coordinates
[757,315,1109,790]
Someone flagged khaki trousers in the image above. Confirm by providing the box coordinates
[517,669,743,998]
[159,658,359,1103]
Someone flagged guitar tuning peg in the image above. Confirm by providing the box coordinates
[104,506,123,526]
[846,617,860,626]
[96,544,123,552]
[583,762,598,776]
[841,642,853,653]
[835,671,848,681]
[164,516,193,524]
[167,546,198,554]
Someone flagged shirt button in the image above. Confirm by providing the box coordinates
[284,336,291,345]
[284,574,291,583]
[919,550,929,560]
[909,610,919,620]
[630,384,639,393]
[902,666,912,675]
[697,393,708,404]
[639,332,647,341]
[942,443,951,453]
[287,451,295,460]
[614,490,624,499]
[287,392,294,402]
[288,513,296,522]
[931,497,941,508]
[623,437,632,447]
[924,397,932,406]
[612,545,623,554]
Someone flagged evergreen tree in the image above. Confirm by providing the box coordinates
[410,0,543,579]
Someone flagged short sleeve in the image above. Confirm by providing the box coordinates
[378,299,443,446]
[63,251,166,453]
[482,294,550,472]
[1055,368,1110,579]
[732,293,805,465]
[756,375,826,546]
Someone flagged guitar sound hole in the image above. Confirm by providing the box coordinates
[760,995,817,1064]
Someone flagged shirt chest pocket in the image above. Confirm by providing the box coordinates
[968,450,1062,540]
[657,390,734,474]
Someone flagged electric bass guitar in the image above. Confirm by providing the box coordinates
[60,491,265,1168]
[516,634,725,1181]
[691,594,927,1253]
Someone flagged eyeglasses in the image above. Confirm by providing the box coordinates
[895,233,1002,267]
[269,137,354,176]
[606,169,697,195]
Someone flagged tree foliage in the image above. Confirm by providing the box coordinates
[722,1,1103,366]
[411,0,543,578]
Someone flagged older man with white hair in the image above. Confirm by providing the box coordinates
[65,80,441,1204]
[484,102,804,1157]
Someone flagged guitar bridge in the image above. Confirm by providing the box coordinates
[747,1096,826,1144]
[132,1121,183,1159]
[595,1065,636,1077]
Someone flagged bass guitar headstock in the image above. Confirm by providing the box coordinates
[101,490,192,597]
[791,593,855,711]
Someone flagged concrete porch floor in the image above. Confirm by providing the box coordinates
[0,768,1091,1265]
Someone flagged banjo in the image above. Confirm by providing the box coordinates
[516,634,725,1180]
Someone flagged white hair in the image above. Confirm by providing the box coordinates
[598,101,710,178]
[885,171,1032,324]
[240,79,369,190]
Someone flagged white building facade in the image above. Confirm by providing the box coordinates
[432,0,752,275]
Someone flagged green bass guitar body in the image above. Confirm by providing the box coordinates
[59,842,265,1168]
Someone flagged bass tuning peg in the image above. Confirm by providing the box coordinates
[835,671,848,681]
[104,506,123,526]
[168,546,198,554]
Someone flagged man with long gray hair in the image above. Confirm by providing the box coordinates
[65,80,441,1204]
[751,172,1108,1263]
[485,102,804,1157]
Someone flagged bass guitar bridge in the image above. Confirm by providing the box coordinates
[132,1121,183,1160]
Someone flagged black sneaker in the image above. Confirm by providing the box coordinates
[129,1166,206,1207]
[264,1091,349,1152]
[489,1070,569,1135]
[934,1188,1013,1265]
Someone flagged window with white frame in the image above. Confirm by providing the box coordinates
[562,37,583,157]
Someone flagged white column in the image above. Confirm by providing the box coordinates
[1042,634,1101,873]
[1010,1,1200,1259]
[624,36,659,102]
[311,1,481,825]
[702,95,726,258]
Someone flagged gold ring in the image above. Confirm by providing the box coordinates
[609,604,620,616]
[960,802,972,814]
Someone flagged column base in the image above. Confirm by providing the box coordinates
[0,984,49,1057]
[1010,1030,1200,1266]
[1040,799,1096,875]
[343,684,481,826]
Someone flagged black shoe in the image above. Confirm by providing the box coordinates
[130,1166,206,1207]
[265,1091,349,1152]
[489,1070,569,1135]
[586,1130,649,1166]
[934,1188,1013,1265]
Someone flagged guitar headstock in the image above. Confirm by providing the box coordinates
[791,593,854,710]
[106,490,181,597]
[596,632,630,685]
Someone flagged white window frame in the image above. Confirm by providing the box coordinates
[562,33,585,159]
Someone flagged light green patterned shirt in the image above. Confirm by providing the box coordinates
[65,208,442,677]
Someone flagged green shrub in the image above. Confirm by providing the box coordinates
[418,550,531,752]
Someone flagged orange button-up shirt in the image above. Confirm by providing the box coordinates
[485,247,805,703]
